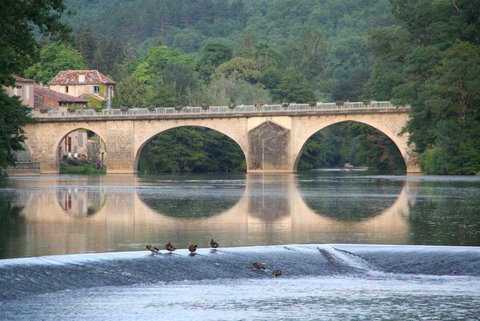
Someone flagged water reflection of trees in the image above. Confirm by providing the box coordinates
[0,194,25,258]
[56,188,106,218]
[408,182,480,245]
[297,175,405,221]
[138,188,241,218]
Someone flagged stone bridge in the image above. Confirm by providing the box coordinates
[21,101,420,174]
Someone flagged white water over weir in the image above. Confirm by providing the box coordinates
[1,244,479,320]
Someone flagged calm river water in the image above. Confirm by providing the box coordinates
[1,172,479,320]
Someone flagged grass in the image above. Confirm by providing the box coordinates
[59,159,106,175]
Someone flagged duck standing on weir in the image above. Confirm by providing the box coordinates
[146,244,160,255]
[188,244,198,256]
[210,239,219,250]
[165,242,176,254]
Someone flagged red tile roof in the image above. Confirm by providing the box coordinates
[13,75,35,83]
[49,70,116,85]
[34,86,89,103]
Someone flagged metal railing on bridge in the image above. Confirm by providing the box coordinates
[34,101,407,118]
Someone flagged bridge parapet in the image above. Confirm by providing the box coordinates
[32,101,409,119]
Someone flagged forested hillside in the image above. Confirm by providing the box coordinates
[21,0,480,175]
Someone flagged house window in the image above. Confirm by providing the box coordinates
[93,86,100,94]
[65,86,69,93]
[65,136,72,152]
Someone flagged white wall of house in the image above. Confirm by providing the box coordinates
[5,83,35,108]
[50,84,114,100]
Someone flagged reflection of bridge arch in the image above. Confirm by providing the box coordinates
[129,174,415,244]
[15,174,417,255]
[56,187,106,218]
[134,125,247,171]
[289,178,416,243]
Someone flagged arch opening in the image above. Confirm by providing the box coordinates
[56,129,107,174]
[136,126,246,174]
[296,121,406,174]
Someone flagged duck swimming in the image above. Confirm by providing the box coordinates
[272,270,283,277]
[251,262,266,270]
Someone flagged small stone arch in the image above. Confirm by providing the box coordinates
[54,127,107,171]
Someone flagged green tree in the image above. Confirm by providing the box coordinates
[24,42,86,84]
[138,127,245,173]
[365,0,480,174]
[212,57,260,83]
[74,25,97,66]
[133,44,198,106]
[197,42,233,83]
[114,74,153,109]
[282,26,326,82]
[0,0,69,176]
[419,41,480,174]
[0,93,33,177]
[91,37,126,81]
[271,68,315,103]
[0,0,70,86]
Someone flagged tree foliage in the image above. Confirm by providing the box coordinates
[24,42,86,84]
[366,0,480,174]
[0,92,34,177]
[138,127,245,173]
[0,0,69,176]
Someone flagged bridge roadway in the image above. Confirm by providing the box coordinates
[24,101,420,174]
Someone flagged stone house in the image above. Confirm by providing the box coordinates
[49,70,116,108]
[34,85,89,112]
[4,75,35,108]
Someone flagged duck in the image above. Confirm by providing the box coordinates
[188,244,197,256]
[165,241,176,254]
[272,269,283,277]
[210,239,219,250]
[251,262,266,270]
[146,244,160,254]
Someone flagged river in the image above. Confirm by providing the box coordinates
[1,172,479,320]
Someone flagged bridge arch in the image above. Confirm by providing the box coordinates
[134,124,248,172]
[291,115,415,172]
[53,127,107,171]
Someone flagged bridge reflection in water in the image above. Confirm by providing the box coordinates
[6,174,416,257]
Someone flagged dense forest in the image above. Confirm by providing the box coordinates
[18,0,480,174]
